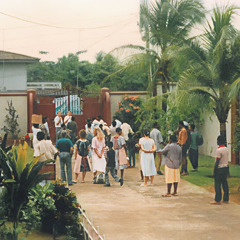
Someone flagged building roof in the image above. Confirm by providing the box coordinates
[0,50,40,63]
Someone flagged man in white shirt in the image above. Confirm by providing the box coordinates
[54,111,63,140]
[113,116,122,128]
[121,122,134,141]
[64,111,72,126]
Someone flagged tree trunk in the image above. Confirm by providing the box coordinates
[220,122,227,146]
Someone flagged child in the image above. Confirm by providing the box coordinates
[104,142,123,187]
[210,135,229,205]
[127,133,136,167]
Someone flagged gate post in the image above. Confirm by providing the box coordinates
[27,89,37,133]
[101,88,111,125]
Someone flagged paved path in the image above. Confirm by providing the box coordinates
[57,161,240,240]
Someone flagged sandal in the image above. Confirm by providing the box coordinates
[172,193,178,196]
[140,183,147,187]
[162,194,171,197]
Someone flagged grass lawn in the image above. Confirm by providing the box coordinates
[180,155,240,204]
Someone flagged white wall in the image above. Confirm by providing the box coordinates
[198,110,231,161]
[0,96,28,138]
[0,63,27,91]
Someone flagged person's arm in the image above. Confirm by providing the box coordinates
[213,158,220,177]
[57,117,62,126]
[64,116,69,124]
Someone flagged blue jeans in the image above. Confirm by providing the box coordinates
[128,148,135,166]
[59,152,72,185]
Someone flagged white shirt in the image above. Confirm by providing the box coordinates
[44,122,50,136]
[64,115,72,126]
[216,146,229,168]
[54,116,63,128]
[121,123,134,141]
[115,119,122,128]
[34,140,58,162]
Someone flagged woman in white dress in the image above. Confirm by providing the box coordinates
[139,130,157,186]
[91,128,106,183]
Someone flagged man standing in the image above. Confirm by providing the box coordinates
[54,111,63,141]
[67,116,78,143]
[113,116,122,128]
[56,131,74,186]
[188,124,199,171]
[64,111,72,126]
[121,122,134,142]
[178,121,189,175]
[150,122,165,175]
[210,135,229,205]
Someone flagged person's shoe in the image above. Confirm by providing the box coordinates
[157,171,164,175]
[222,201,229,204]
[119,178,124,186]
[104,184,110,187]
[72,180,77,184]
[190,169,198,172]
[181,172,189,176]
[210,201,221,205]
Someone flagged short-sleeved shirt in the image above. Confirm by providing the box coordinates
[190,132,198,150]
[34,140,58,162]
[107,149,115,167]
[161,143,182,169]
[216,146,229,168]
[150,128,163,151]
[64,115,72,126]
[56,138,73,153]
[54,116,63,128]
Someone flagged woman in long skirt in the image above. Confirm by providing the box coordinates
[92,128,106,183]
[139,129,157,186]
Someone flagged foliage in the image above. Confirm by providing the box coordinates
[114,95,143,132]
[174,5,240,139]
[233,117,240,152]
[1,100,21,139]
[0,141,50,240]
[23,179,83,239]
[27,51,148,91]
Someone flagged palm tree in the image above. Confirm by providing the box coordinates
[112,0,205,111]
[175,5,240,140]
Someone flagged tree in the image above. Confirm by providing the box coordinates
[1,100,21,139]
[175,5,240,140]
[112,0,205,111]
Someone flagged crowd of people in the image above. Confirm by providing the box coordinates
[31,112,229,204]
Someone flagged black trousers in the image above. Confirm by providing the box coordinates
[189,148,198,170]
[214,167,229,202]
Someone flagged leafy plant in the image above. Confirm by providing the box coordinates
[114,95,143,132]
[0,141,50,240]
[1,100,21,139]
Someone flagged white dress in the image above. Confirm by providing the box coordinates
[139,138,157,177]
[91,137,106,173]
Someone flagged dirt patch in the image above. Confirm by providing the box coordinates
[203,186,240,205]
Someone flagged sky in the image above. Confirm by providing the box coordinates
[0,0,239,63]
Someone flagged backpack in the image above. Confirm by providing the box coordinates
[196,133,204,146]
[77,140,89,157]
[95,173,105,184]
